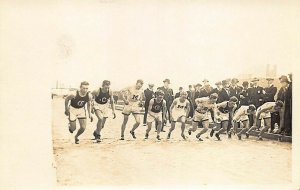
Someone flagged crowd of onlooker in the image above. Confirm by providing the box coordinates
[140,74,292,136]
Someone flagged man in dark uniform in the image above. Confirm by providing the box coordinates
[143,83,155,126]
[175,87,183,98]
[217,80,230,103]
[278,75,292,136]
[199,79,213,98]
[187,85,195,118]
[212,81,223,103]
[158,79,174,130]
[264,78,278,132]
[239,81,250,106]
[248,77,264,126]
[229,78,242,102]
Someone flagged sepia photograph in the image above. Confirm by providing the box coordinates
[1,0,300,190]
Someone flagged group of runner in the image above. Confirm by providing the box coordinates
[63,79,284,144]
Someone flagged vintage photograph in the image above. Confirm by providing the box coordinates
[1,0,298,190]
[49,1,296,188]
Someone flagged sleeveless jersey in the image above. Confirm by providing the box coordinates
[150,98,163,113]
[127,87,143,103]
[218,102,234,114]
[70,91,89,108]
[95,88,110,104]
[173,98,188,112]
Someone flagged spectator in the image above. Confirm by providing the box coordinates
[143,83,155,126]
[279,75,292,136]
[239,81,250,106]
[229,78,242,101]
[264,78,279,133]
[248,78,264,126]
[212,81,223,103]
[217,80,230,103]
[175,87,183,98]
[199,79,213,97]
[187,85,195,118]
[158,79,174,130]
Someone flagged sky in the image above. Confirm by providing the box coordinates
[50,0,298,91]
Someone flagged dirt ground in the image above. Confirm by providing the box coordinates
[52,98,292,186]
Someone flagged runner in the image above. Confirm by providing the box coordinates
[144,90,167,140]
[167,91,191,140]
[232,104,256,140]
[64,81,93,144]
[120,79,145,140]
[188,93,220,141]
[246,101,284,140]
[91,80,116,143]
[210,96,238,140]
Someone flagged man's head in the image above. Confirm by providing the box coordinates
[163,79,170,88]
[179,87,183,92]
[222,80,230,88]
[251,78,259,86]
[228,96,238,107]
[274,100,284,111]
[80,81,89,94]
[189,85,193,91]
[209,93,218,103]
[195,83,202,91]
[102,80,111,91]
[148,83,154,89]
[247,104,256,115]
[215,81,222,89]
[266,78,274,85]
[156,89,165,101]
[231,78,239,86]
[179,91,188,100]
[136,79,144,90]
[242,81,249,89]
[279,75,289,88]
[203,79,209,87]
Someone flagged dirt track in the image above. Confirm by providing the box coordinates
[52,98,291,186]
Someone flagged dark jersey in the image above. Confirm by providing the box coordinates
[150,98,163,113]
[218,102,234,114]
[95,88,110,104]
[70,91,89,108]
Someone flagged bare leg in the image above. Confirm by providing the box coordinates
[258,118,271,139]
[167,121,176,139]
[145,122,152,139]
[121,115,129,138]
[95,110,104,136]
[196,120,209,141]
[131,114,141,132]
[75,118,87,143]
[69,120,76,133]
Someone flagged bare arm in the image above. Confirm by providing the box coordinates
[147,99,154,116]
[162,100,167,121]
[86,93,93,118]
[186,101,191,117]
[64,94,75,115]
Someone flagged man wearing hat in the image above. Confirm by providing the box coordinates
[199,79,213,98]
[157,79,174,130]
[229,78,242,102]
[278,75,292,136]
[143,83,155,126]
[239,81,250,106]
[248,77,264,126]
[212,81,223,103]
[216,80,230,103]
[264,78,278,132]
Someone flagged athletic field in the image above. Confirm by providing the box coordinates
[52,98,291,186]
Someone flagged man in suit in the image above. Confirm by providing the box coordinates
[248,78,264,126]
[143,83,155,126]
[187,85,195,118]
[217,80,230,103]
[175,87,183,99]
[239,81,250,106]
[158,79,174,130]
[264,78,278,132]
[199,79,213,98]
[229,78,242,101]
[212,81,223,103]
[193,83,202,103]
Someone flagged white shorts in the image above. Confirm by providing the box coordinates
[69,106,86,121]
[259,112,271,120]
[193,110,209,122]
[172,111,186,122]
[147,111,162,123]
[122,103,141,115]
[93,102,109,118]
[218,112,229,121]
